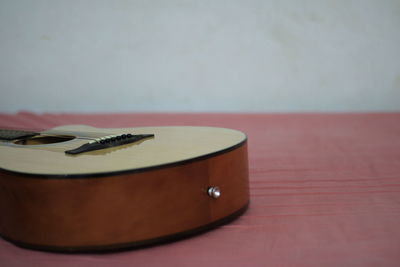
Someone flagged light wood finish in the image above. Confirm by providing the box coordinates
[0,126,249,251]
[0,125,246,175]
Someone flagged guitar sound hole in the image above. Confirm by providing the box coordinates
[14,135,75,145]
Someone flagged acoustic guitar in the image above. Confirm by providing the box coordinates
[0,125,249,252]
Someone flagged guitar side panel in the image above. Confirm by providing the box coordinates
[0,143,249,252]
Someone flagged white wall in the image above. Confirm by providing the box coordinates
[0,0,399,113]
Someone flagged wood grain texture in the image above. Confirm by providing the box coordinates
[0,126,249,251]
[0,125,246,175]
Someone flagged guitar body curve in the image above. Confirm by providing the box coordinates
[0,126,249,252]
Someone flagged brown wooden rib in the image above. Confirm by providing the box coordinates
[0,144,249,252]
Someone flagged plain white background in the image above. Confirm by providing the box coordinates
[0,0,399,113]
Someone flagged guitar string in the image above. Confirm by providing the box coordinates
[0,128,137,140]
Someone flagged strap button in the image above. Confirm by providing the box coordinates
[207,186,221,199]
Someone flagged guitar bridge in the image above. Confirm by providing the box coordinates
[65,133,154,155]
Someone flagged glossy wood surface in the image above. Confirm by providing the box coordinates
[0,125,246,176]
[0,126,249,251]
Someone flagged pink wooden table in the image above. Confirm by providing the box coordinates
[1,112,399,267]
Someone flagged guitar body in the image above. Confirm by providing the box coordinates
[0,125,249,252]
